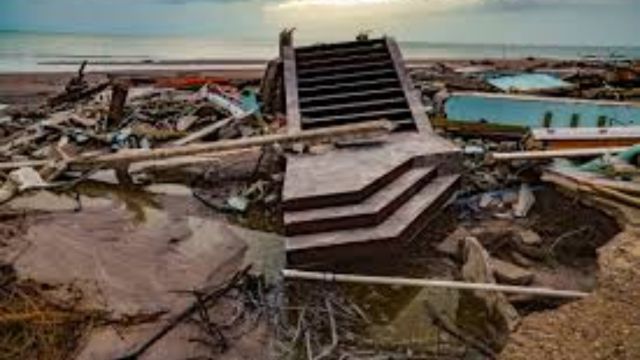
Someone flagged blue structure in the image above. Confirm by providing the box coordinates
[488,74,571,92]
[445,93,640,129]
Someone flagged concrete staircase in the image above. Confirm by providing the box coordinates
[280,35,461,266]
[282,133,461,266]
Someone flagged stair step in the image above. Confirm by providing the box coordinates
[296,42,387,60]
[302,108,412,127]
[285,166,437,235]
[296,39,385,54]
[286,174,461,263]
[297,53,391,70]
[299,87,404,107]
[301,97,408,117]
[283,157,415,211]
[298,69,397,87]
[297,59,393,77]
[298,78,400,97]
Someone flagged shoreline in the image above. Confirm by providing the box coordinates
[4,54,635,75]
[0,56,635,106]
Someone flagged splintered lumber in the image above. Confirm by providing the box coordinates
[0,160,49,171]
[48,81,111,108]
[282,269,589,299]
[108,80,130,127]
[527,127,640,150]
[490,146,631,161]
[77,120,394,167]
[0,120,393,173]
[542,170,640,208]
[129,148,259,174]
[170,115,236,146]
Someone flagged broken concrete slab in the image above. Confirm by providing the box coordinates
[4,203,283,318]
[435,227,470,258]
[517,229,543,246]
[491,257,535,285]
[461,237,520,335]
[513,183,535,218]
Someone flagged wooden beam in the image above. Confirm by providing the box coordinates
[76,120,394,167]
[283,45,301,134]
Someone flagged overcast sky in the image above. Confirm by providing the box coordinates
[1,0,639,46]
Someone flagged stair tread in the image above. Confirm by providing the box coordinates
[301,97,407,115]
[297,59,392,76]
[298,69,397,86]
[282,133,452,205]
[300,87,404,105]
[286,174,460,252]
[302,108,411,125]
[298,78,399,94]
[285,166,436,227]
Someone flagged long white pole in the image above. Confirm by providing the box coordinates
[490,146,630,161]
[282,269,588,299]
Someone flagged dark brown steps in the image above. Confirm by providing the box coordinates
[295,39,385,54]
[282,157,416,212]
[297,60,393,77]
[286,174,461,265]
[301,108,413,128]
[299,87,405,108]
[296,53,391,69]
[298,78,401,97]
[301,97,408,117]
[296,41,387,60]
[298,69,397,87]
[284,166,437,236]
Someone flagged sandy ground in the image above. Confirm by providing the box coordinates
[0,57,580,106]
[500,197,640,360]
[0,68,264,106]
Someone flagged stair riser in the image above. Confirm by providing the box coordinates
[282,157,415,211]
[414,151,464,176]
[284,167,437,235]
[286,176,461,266]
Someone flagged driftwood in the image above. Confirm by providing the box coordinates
[48,81,111,108]
[542,171,640,208]
[0,120,391,174]
[76,120,394,168]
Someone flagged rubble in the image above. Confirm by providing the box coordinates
[0,35,638,360]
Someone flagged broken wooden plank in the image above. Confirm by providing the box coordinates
[527,126,640,150]
[108,80,130,127]
[170,115,236,147]
[283,45,301,134]
[77,120,394,167]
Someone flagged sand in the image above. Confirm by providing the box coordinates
[0,67,265,106]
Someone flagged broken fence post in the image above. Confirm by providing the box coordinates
[282,269,589,299]
[108,79,130,127]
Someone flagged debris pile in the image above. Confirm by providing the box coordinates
[0,36,639,360]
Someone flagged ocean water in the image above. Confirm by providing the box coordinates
[1,31,640,73]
